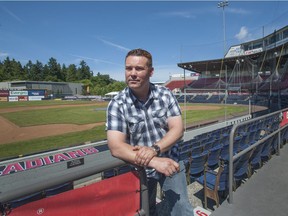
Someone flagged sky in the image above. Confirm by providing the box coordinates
[0,1,288,82]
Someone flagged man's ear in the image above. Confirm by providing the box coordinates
[149,67,154,77]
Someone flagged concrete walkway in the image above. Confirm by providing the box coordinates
[211,144,288,216]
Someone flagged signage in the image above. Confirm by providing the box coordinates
[28,90,45,96]
[194,206,211,216]
[8,96,18,102]
[280,111,288,127]
[0,147,99,177]
[0,97,8,101]
[10,91,28,96]
[28,96,45,101]
[0,90,9,97]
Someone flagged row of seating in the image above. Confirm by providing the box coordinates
[178,113,285,209]
[195,130,288,209]
[2,182,73,210]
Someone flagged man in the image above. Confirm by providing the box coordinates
[106,48,194,216]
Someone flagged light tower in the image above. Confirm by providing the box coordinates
[218,0,229,124]
[218,0,229,56]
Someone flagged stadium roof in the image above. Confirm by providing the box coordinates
[177,53,263,73]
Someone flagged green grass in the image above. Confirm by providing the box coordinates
[1,106,106,126]
[0,101,249,159]
[182,104,249,125]
[0,100,98,108]
[0,125,106,159]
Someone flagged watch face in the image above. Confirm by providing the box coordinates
[153,145,160,155]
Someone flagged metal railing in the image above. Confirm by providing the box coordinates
[228,108,288,203]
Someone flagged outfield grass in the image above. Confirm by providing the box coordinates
[182,104,249,125]
[0,100,97,108]
[0,126,106,159]
[0,101,249,159]
[1,105,107,126]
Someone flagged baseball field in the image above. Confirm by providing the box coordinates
[0,100,264,159]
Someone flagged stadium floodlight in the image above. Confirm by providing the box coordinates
[218,0,229,56]
[218,0,229,122]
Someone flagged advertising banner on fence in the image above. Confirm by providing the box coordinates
[10,91,28,96]
[8,96,18,102]
[18,96,28,101]
[0,90,9,97]
[28,90,45,96]
[0,97,8,101]
[28,96,45,101]
[280,111,288,127]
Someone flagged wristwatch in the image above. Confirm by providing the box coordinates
[152,144,161,156]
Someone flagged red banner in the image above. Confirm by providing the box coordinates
[9,171,141,216]
[280,111,288,127]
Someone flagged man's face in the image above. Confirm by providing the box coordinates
[125,55,153,90]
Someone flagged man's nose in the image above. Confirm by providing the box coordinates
[130,68,137,75]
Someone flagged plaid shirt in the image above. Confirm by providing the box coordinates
[106,83,182,165]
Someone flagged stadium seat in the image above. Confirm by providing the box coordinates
[8,192,44,209]
[233,149,254,185]
[261,136,274,163]
[196,159,238,209]
[45,182,73,197]
[207,145,222,169]
[187,152,208,184]
[249,143,265,172]
[219,144,230,161]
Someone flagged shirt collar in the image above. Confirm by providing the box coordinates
[126,83,157,105]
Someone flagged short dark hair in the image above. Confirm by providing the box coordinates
[125,48,153,68]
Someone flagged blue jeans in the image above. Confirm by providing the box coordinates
[147,160,194,216]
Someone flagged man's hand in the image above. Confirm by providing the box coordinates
[133,146,156,166]
[149,157,180,177]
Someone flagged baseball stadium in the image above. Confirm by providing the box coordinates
[1,24,288,216]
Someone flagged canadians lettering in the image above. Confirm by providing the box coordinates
[0,147,99,176]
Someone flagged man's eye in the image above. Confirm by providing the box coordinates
[135,67,145,71]
[126,67,133,71]
[125,66,145,71]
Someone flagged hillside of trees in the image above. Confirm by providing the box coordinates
[0,57,126,96]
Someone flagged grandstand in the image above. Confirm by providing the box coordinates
[175,25,288,111]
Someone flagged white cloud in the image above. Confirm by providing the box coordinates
[2,6,24,24]
[235,26,251,42]
[98,38,130,52]
[227,7,250,15]
[70,54,121,66]
[157,11,195,19]
[0,52,9,57]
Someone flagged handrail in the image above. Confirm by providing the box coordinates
[228,108,288,203]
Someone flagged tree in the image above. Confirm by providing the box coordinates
[76,60,92,80]
[0,60,4,82]
[24,60,44,81]
[1,57,18,81]
[81,79,93,95]
[66,64,77,82]
[46,57,63,81]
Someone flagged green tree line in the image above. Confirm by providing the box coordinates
[0,57,126,95]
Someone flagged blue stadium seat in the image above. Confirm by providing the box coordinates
[187,152,208,184]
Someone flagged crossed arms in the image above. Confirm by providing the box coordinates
[107,115,184,177]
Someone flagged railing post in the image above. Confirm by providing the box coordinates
[137,168,150,216]
[228,124,236,204]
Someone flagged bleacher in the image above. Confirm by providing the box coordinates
[178,110,288,212]
[166,70,288,109]
[165,80,194,91]
[188,78,220,89]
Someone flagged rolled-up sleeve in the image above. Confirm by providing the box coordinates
[106,100,127,134]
